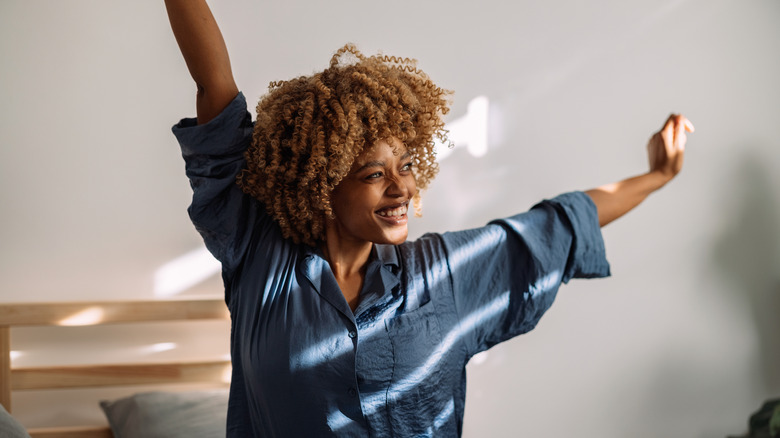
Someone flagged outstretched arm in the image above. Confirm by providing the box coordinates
[165,0,239,124]
[585,114,695,227]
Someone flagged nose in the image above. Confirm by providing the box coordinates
[386,173,416,200]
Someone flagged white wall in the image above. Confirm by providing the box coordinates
[2,0,779,436]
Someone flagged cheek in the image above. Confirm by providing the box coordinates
[408,176,418,196]
[332,184,373,217]
[330,186,352,219]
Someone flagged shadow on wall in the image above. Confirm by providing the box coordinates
[712,152,780,396]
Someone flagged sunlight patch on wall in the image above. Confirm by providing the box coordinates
[470,350,489,366]
[139,342,177,354]
[221,363,232,383]
[154,247,221,297]
[58,306,105,326]
[435,96,489,161]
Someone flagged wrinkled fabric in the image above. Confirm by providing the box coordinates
[173,92,611,438]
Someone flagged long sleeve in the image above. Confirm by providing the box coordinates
[172,92,267,279]
[441,191,611,356]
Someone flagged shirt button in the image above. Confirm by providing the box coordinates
[348,330,357,339]
[348,387,357,397]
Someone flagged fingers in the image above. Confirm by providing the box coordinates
[650,113,693,177]
[661,113,695,148]
[662,114,695,131]
[662,114,676,134]
[674,116,687,150]
[663,114,695,132]
[661,116,676,147]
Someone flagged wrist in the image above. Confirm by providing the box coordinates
[646,170,674,191]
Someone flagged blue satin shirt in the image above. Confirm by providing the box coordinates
[173,93,610,437]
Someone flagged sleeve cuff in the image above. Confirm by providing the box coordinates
[543,191,611,282]
[172,92,252,157]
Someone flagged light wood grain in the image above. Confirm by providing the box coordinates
[28,425,113,438]
[0,326,10,412]
[12,360,231,390]
[0,299,228,327]
[2,299,231,435]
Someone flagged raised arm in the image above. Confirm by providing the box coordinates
[165,0,239,124]
[585,114,695,227]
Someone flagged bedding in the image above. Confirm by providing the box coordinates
[0,403,32,438]
[99,389,228,438]
[1,299,230,437]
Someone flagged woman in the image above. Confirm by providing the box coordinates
[166,1,694,436]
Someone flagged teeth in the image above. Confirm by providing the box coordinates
[377,205,408,217]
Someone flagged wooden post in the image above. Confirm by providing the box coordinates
[0,326,11,412]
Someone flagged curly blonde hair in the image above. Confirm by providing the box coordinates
[237,44,452,247]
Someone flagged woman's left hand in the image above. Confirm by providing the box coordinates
[585,113,695,227]
[647,114,695,182]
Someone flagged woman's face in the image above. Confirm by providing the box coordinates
[328,137,417,246]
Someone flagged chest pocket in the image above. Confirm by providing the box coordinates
[384,300,453,436]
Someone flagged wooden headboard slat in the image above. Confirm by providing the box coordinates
[2,298,231,437]
[12,360,231,390]
[27,425,113,438]
[0,299,229,327]
[1,326,11,411]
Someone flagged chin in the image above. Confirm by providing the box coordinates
[380,229,408,245]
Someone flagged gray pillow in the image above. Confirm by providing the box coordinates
[0,403,32,438]
[100,390,228,438]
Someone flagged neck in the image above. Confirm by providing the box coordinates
[321,225,373,312]
[321,238,372,277]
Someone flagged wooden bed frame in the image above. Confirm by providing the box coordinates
[0,299,231,438]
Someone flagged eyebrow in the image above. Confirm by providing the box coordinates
[353,152,412,173]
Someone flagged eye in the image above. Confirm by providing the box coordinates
[365,171,383,180]
[400,162,413,172]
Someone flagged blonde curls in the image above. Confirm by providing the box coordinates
[237,44,452,247]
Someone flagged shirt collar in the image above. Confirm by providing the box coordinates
[374,244,399,269]
[301,243,401,317]
[356,245,401,315]
[302,243,399,268]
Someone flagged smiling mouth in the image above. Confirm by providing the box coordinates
[376,203,409,218]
